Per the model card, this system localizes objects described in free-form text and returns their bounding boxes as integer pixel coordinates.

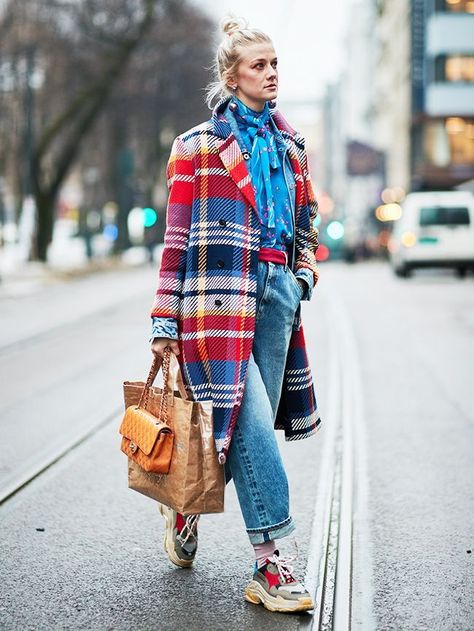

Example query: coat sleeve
[150,135,194,319]
[294,149,321,290]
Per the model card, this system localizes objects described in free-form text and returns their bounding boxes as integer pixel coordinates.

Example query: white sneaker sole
[158,503,194,568]
[244,580,315,613]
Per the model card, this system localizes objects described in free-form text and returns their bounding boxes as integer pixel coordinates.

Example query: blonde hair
[204,14,273,109]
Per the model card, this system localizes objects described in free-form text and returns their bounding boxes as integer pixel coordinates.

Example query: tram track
[0,405,122,505]
[0,264,156,357]
[0,319,137,506]
[0,274,153,506]
[0,298,138,359]
[301,288,375,630]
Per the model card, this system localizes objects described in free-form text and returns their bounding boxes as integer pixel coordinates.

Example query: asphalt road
[0,260,472,631]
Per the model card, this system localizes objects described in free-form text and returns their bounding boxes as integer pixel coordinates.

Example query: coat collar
[210,95,304,214]
[211,95,297,140]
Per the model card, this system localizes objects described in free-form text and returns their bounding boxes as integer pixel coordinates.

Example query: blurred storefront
[320,0,473,262]
[411,0,474,190]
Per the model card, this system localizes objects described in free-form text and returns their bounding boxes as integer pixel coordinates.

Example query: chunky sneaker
[244,550,315,613]
[158,503,199,568]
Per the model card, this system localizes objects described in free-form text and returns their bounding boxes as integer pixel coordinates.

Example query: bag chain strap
[137,346,172,424]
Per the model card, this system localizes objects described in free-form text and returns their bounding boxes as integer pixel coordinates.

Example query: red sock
[176,513,186,531]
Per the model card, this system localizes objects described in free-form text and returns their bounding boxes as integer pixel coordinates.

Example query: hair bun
[220,15,248,37]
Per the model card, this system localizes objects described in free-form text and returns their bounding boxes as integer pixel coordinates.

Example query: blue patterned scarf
[230,95,280,228]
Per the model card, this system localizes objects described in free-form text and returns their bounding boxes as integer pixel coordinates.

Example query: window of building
[442,0,474,12]
[435,55,474,81]
[446,56,474,81]
[424,118,474,165]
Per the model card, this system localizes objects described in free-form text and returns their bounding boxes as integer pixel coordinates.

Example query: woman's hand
[151,337,180,359]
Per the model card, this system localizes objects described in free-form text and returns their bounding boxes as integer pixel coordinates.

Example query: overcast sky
[193,0,352,103]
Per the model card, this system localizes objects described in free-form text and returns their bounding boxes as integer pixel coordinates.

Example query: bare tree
[35,0,157,260]
[0,0,215,261]
[89,3,214,252]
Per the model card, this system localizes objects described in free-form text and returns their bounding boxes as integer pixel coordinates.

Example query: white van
[389,191,474,278]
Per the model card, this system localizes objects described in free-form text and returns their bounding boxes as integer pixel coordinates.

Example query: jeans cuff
[246,516,296,544]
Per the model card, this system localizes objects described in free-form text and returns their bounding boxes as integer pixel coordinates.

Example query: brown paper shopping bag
[122,347,225,514]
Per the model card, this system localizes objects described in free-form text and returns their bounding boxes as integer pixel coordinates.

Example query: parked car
[389,191,474,278]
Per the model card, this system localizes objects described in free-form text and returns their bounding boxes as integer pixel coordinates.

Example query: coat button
[217,260,225,268]
[215,299,222,307]
[243,152,250,160]
[219,219,227,227]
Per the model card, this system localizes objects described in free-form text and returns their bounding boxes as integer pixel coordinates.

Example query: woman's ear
[224,71,237,91]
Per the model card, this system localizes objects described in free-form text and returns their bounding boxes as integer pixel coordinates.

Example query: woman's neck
[232,93,266,113]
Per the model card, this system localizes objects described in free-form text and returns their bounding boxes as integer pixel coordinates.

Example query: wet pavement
[0,261,472,630]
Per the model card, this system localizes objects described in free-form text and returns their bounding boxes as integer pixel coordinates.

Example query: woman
[149,15,322,613]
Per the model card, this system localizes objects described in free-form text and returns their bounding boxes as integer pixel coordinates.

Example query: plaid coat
[150,95,322,464]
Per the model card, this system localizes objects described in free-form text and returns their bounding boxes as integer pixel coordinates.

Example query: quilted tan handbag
[119,349,175,474]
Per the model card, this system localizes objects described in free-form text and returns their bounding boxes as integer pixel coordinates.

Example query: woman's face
[230,42,278,111]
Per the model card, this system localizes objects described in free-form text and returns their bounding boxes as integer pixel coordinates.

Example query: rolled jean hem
[246,516,296,545]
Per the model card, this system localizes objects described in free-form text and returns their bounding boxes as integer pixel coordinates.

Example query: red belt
[258,247,288,265]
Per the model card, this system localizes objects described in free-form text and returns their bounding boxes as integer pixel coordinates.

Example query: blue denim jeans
[224,259,304,544]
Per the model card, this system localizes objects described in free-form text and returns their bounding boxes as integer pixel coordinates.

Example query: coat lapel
[266,106,306,221]
[278,128,306,225]
[211,96,257,214]
[215,134,257,212]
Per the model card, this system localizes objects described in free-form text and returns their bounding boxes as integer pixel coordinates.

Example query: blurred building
[322,82,346,219]
[374,0,411,195]
[279,98,324,182]
[411,0,474,190]
[322,1,386,259]
[321,0,474,261]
